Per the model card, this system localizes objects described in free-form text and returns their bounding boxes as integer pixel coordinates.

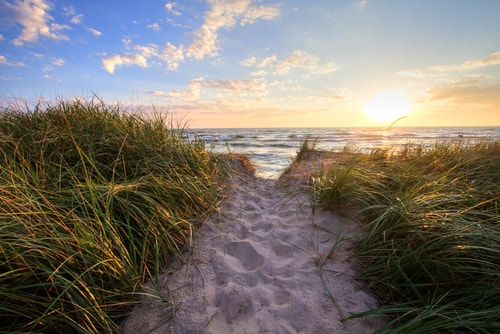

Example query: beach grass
[313,141,500,333]
[0,98,229,333]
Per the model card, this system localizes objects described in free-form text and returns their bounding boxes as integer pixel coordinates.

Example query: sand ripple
[121,165,385,333]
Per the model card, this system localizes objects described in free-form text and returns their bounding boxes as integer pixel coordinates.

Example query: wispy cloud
[167,76,268,106]
[42,57,65,72]
[185,0,280,60]
[275,50,338,74]
[70,14,83,24]
[197,77,267,95]
[240,55,278,68]
[51,57,65,66]
[86,27,102,36]
[427,82,500,105]
[146,90,166,96]
[240,3,281,25]
[168,77,203,102]
[240,56,257,67]
[0,75,22,81]
[0,55,25,66]
[320,88,353,100]
[102,54,148,74]
[165,2,181,16]
[103,1,280,74]
[2,0,70,46]
[162,42,185,70]
[396,69,427,78]
[119,40,185,71]
[430,50,500,72]
[251,69,267,76]
[466,73,491,79]
[358,0,368,9]
[63,5,83,24]
[241,50,338,75]
[146,22,161,31]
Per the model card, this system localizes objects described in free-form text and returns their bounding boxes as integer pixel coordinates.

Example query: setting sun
[364,91,411,123]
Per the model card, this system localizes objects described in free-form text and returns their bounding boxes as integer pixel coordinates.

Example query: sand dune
[121,160,384,333]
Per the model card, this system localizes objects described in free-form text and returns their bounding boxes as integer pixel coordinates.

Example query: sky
[0,0,499,128]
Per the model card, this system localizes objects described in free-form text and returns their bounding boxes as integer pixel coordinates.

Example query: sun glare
[364,91,411,122]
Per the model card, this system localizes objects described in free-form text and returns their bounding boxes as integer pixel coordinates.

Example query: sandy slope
[121,162,384,333]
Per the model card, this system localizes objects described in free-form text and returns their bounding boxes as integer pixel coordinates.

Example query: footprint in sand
[233,225,250,240]
[225,241,264,271]
[271,243,295,258]
[214,283,254,323]
[248,220,273,233]
[243,201,261,212]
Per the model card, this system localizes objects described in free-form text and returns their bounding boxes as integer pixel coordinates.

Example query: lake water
[190,127,500,179]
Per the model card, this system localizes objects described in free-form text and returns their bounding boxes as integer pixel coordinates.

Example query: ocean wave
[195,127,500,179]
[230,142,255,147]
[201,135,232,141]
[269,143,295,148]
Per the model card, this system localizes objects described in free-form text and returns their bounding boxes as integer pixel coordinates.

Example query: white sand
[121,159,384,333]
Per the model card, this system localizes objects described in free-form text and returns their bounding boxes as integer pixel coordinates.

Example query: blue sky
[1,0,499,127]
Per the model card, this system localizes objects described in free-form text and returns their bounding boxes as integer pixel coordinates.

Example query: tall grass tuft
[0,98,228,333]
[314,141,500,333]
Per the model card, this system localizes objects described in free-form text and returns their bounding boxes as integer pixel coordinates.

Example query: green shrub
[315,142,500,333]
[0,98,228,333]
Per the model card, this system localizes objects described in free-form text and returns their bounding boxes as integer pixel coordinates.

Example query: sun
[364,91,410,122]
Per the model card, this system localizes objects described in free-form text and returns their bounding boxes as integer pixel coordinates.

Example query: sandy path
[121,168,384,333]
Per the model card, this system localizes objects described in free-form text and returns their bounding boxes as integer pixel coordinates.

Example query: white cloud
[430,50,500,72]
[466,73,491,79]
[166,17,184,28]
[102,53,148,74]
[199,77,267,95]
[276,50,338,74]
[168,76,268,105]
[136,42,185,70]
[169,77,204,102]
[70,14,83,24]
[4,0,70,45]
[50,22,71,32]
[86,27,102,36]
[103,1,280,73]
[320,88,353,100]
[240,4,281,25]
[122,38,132,49]
[427,83,500,105]
[147,22,161,31]
[29,51,44,58]
[0,55,25,66]
[240,56,257,67]
[258,55,277,68]
[0,75,22,81]
[133,44,160,58]
[162,42,185,71]
[42,57,65,72]
[251,70,266,76]
[0,34,4,41]
[51,57,65,66]
[165,2,181,16]
[103,40,184,73]
[147,90,165,96]
[63,6,83,24]
[396,69,427,78]
[358,0,368,9]
[243,50,338,75]
[186,0,280,60]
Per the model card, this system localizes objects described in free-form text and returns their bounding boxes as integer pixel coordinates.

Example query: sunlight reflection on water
[192,127,500,179]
